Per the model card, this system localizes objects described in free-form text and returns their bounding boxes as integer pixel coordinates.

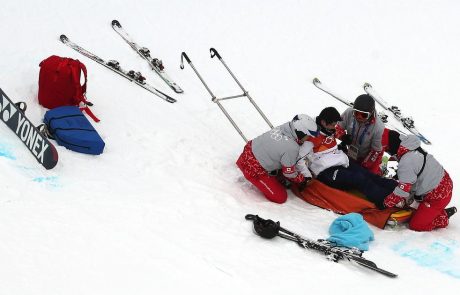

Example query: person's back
[252,121,301,173]
[396,135,443,196]
[236,114,319,204]
[384,134,456,231]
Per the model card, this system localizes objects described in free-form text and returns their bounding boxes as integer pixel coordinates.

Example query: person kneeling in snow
[383,133,457,231]
[236,114,319,204]
[297,107,397,209]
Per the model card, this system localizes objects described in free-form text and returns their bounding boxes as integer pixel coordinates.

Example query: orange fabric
[308,134,337,153]
[292,179,404,229]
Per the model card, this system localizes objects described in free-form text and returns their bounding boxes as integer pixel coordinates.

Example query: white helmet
[291,114,319,140]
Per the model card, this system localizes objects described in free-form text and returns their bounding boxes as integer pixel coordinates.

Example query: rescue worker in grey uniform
[384,133,457,231]
[336,94,385,175]
[236,114,319,203]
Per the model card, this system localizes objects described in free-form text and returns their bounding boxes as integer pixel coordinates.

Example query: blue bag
[44,106,105,155]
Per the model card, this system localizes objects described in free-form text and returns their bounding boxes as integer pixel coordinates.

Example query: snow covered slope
[1,0,459,293]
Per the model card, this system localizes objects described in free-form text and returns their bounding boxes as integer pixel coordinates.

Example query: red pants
[409,172,453,231]
[236,141,288,204]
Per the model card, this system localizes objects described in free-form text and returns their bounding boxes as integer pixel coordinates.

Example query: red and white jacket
[296,134,349,177]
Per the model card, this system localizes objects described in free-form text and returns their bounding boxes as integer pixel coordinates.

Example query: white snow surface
[1,0,460,293]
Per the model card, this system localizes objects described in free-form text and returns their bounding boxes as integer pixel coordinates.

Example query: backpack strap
[413,147,428,201]
[416,147,427,177]
[70,60,86,104]
[79,106,100,123]
[78,60,88,95]
[71,60,100,122]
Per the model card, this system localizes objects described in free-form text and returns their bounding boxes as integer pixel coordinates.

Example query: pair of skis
[246,214,397,278]
[61,20,182,104]
[313,78,431,145]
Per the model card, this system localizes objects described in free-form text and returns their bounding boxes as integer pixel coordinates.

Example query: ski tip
[111,19,121,27]
[59,34,68,42]
[245,214,257,221]
[45,147,59,170]
[421,138,432,145]
[155,89,177,103]
[172,86,184,94]
[15,101,27,113]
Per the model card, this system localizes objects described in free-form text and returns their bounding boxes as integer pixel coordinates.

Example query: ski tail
[348,256,398,278]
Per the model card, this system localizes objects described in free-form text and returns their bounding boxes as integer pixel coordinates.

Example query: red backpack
[38,55,99,122]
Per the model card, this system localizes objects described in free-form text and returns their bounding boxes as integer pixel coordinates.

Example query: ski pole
[210,48,273,129]
[180,52,216,100]
[180,51,249,142]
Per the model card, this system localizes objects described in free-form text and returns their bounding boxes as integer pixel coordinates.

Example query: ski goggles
[353,109,372,120]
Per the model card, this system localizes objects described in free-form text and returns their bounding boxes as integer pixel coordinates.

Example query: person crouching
[236,114,319,203]
[383,133,457,231]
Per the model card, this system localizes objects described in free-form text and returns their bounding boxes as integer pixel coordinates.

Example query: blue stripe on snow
[0,143,16,160]
[392,239,460,279]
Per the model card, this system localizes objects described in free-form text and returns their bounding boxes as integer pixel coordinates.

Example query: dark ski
[245,214,397,278]
[60,34,176,103]
[111,20,183,93]
[0,88,58,169]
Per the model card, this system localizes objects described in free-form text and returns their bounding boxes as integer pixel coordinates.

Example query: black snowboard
[0,88,58,169]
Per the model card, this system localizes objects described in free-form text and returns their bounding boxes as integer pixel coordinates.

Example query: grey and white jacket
[251,121,303,180]
[338,108,385,159]
[393,134,444,200]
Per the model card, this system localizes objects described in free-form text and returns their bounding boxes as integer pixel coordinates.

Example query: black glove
[298,177,312,192]
[340,134,352,145]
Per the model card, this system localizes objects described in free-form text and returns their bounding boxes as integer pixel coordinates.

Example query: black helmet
[353,94,375,113]
[317,107,342,124]
[387,129,401,156]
